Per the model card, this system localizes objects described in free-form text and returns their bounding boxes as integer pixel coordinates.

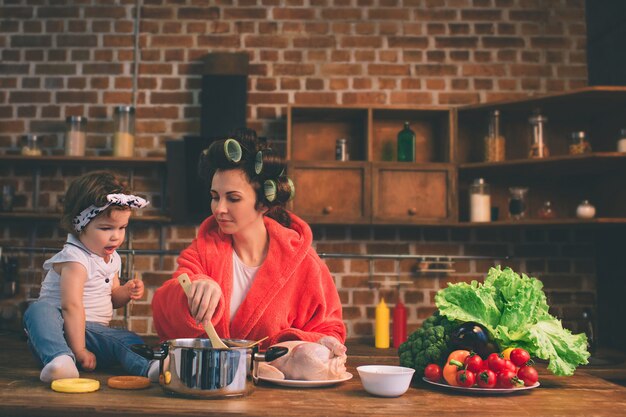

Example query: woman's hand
[75,349,97,371]
[185,278,223,327]
[317,336,347,357]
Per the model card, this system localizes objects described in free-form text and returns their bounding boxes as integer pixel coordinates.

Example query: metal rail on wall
[1,246,508,289]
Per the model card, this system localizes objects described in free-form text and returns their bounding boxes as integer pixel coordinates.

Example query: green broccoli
[398,311,457,378]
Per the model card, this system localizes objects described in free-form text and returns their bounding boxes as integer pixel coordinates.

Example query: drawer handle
[323,206,333,214]
[408,207,417,215]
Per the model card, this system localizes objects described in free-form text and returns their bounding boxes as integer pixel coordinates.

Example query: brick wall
[0,0,593,342]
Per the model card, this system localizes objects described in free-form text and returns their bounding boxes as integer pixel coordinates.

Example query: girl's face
[80,208,131,262]
[210,169,265,235]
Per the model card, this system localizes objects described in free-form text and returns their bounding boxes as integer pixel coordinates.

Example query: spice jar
[469,178,491,222]
[576,200,596,219]
[528,112,549,159]
[65,116,87,156]
[569,131,591,155]
[335,138,349,161]
[538,200,556,219]
[113,106,135,157]
[484,110,505,162]
[21,134,42,156]
[618,128,626,153]
[508,187,528,220]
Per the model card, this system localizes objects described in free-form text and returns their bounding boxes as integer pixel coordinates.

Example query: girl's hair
[198,128,292,228]
[60,171,131,236]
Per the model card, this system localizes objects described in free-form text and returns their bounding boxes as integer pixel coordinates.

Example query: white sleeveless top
[38,234,120,325]
[230,251,259,320]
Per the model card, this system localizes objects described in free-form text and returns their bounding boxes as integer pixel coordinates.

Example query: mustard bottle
[375,298,390,348]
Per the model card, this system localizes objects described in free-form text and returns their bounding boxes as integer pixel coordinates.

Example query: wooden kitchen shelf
[459,152,626,178]
[0,155,166,167]
[0,211,171,223]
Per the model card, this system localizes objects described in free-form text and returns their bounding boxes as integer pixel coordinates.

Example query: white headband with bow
[73,193,149,232]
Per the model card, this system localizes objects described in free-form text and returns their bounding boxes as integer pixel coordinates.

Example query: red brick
[83,63,124,75]
[340,36,383,48]
[427,24,446,35]
[414,9,457,21]
[510,64,553,77]
[368,64,410,76]
[197,35,240,48]
[461,9,502,20]
[280,78,301,89]
[223,8,267,19]
[103,35,134,48]
[414,64,457,76]
[11,35,51,48]
[435,36,479,48]
[368,8,406,20]
[293,36,335,48]
[388,36,429,49]
[151,92,194,104]
[274,63,315,76]
[9,91,51,103]
[462,64,506,77]
[389,92,433,105]
[177,7,220,20]
[483,37,525,48]
[321,8,362,20]
[273,8,315,19]
[293,92,336,105]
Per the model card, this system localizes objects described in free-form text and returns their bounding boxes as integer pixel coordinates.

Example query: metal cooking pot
[132,338,288,398]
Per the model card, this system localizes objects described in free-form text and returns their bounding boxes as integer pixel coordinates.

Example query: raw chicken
[258,338,348,381]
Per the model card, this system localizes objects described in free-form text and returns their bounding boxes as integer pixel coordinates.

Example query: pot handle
[252,346,289,385]
[131,343,169,361]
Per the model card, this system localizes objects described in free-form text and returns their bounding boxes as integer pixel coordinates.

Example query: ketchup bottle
[393,300,407,348]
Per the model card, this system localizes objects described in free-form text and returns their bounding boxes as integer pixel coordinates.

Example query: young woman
[152,129,346,355]
[23,171,159,383]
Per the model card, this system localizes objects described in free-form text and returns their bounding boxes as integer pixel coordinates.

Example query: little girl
[23,171,159,383]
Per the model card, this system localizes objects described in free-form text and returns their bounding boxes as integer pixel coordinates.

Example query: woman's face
[210,169,265,235]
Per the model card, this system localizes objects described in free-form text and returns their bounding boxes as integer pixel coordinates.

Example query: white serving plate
[258,372,353,388]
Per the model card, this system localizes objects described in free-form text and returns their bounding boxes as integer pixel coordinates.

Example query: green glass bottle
[397,121,415,162]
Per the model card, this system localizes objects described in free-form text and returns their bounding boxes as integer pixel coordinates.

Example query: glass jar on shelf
[65,116,87,156]
[484,110,505,162]
[113,106,135,157]
[508,187,529,220]
[618,128,626,153]
[569,131,591,155]
[21,134,42,156]
[528,111,549,159]
[469,178,491,223]
[576,200,596,219]
[537,200,556,219]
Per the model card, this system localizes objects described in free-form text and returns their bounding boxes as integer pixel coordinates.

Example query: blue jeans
[23,301,150,377]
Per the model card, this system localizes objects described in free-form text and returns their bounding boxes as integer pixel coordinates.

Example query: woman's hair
[198,127,293,228]
[60,171,131,236]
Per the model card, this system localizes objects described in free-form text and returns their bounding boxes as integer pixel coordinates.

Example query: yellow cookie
[51,378,100,393]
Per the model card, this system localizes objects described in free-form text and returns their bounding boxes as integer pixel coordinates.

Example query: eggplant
[450,322,500,359]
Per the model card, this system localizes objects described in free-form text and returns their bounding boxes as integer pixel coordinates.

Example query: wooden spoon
[226,336,269,348]
[177,274,229,349]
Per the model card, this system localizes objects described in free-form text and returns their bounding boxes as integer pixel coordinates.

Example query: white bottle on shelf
[470,178,491,222]
[576,200,596,219]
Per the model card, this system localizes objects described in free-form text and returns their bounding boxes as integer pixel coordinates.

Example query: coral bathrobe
[152,213,346,346]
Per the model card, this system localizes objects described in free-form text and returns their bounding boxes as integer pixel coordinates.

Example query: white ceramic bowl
[356,365,415,397]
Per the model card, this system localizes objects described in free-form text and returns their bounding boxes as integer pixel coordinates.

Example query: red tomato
[502,359,517,373]
[497,369,523,388]
[464,353,484,373]
[424,364,442,382]
[517,365,539,386]
[456,370,476,387]
[510,348,531,367]
[487,353,505,373]
[477,369,497,388]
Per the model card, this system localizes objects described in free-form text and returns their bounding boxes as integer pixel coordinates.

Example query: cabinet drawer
[288,162,371,224]
[372,163,455,224]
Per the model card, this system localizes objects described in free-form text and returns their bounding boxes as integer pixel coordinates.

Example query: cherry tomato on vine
[456,370,476,387]
[517,365,539,386]
[477,369,497,388]
[510,348,531,367]
[487,353,506,373]
[464,353,484,373]
[424,364,442,382]
[497,369,523,388]
[502,359,517,373]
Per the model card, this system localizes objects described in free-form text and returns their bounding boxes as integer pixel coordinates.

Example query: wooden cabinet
[372,163,456,224]
[287,105,455,225]
[456,87,626,225]
[288,161,371,224]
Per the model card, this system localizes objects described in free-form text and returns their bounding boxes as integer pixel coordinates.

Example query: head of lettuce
[435,266,590,376]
